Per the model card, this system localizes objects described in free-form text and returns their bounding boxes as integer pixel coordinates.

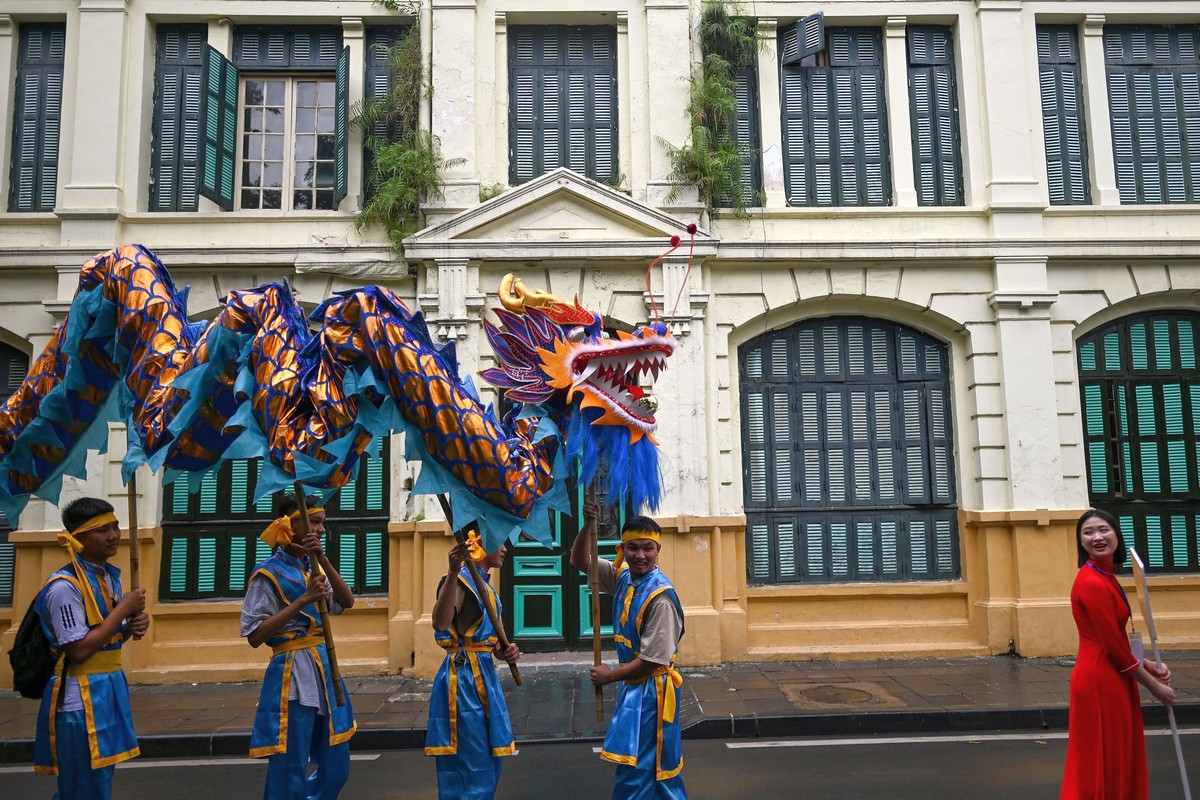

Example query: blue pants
[52,710,115,800]
[263,701,350,800]
[433,696,504,800]
[611,696,687,800]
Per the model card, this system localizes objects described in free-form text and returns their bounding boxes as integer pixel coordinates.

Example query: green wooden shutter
[151,25,207,212]
[0,527,13,606]
[1105,25,1200,204]
[363,27,406,196]
[718,65,762,208]
[9,23,65,213]
[0,342,28,400]
[781,13,825,66]
[334,45,349,206]
[1037,24,1090,205]
[907,26,963,206]
[233,26,342,71]
[509,26,616,184]
[781,26,891,207]
[199,45,238,210]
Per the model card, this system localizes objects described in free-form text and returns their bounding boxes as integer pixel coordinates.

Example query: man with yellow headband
[240,494,356,800]
[33,496,149,799]
[571,500,687,800]
[425,532,520,799]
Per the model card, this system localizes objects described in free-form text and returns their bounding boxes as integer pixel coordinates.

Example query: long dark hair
[1076,507,1126,568]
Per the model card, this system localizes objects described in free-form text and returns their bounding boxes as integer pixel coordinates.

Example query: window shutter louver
[363,27,406,196]
[334,45,349,206]
[233,26,342,71]
[907,26,964,206]
[1037,25,1091,205]
[509,26,616,184]
[1105,25,1200,204]
[9,24,65,213]
[781,26,891,207]
[152,25,207,212]
[782,13,825,66]
[716,65,762,208]
[199,45,238,210]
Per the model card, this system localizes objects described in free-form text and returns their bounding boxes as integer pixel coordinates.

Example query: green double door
[499,483,626,652]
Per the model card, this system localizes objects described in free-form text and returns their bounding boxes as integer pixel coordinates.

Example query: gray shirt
[595,559,683,667]
[240,570,343,715]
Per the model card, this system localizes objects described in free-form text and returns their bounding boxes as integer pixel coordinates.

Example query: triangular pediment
[404,169,715,261]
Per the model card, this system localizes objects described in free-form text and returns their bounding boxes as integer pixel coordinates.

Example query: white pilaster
[1081,15,1120,206]
[342,18,365,213]
[428,0,479,209]
[417,258,485,341]
[0,16,15,209]
[644,0,692,207]
[884,17,918,207]
[756,18,785,208]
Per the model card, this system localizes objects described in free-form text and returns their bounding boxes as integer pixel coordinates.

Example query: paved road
[4,729,1198,799]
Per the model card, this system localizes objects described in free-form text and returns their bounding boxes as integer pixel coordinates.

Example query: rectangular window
[159,444,390,599]
[1037,25,1090,205]
[1105,25,1200,204]
[780,24,891,206]
[907,26,963,206]
[151,25,206,212]
[718,64,763,208]
[508,25,618,185]
[9,23,65,212]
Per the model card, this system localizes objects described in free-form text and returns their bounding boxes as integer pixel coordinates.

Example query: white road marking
[725,728,1200,749]
[0,754,380,774]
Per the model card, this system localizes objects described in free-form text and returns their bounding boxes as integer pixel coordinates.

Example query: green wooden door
[499,480,625,652]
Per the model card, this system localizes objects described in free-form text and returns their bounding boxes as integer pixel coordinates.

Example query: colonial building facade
[1,0,1199,685]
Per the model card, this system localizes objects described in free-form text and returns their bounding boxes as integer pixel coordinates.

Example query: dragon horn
[498,273,527,313]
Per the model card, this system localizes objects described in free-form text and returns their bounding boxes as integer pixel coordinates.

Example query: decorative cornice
[987,290,1059,310]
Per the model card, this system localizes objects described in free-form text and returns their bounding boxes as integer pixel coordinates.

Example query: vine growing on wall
[659,0,760,219]
[353,25,464,252]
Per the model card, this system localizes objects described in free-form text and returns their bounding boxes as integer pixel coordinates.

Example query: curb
[3,704,1196,765]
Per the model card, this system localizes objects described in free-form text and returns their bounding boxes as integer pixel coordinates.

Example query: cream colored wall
[1,0,1200,685]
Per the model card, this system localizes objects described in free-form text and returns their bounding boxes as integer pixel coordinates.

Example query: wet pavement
[3,650,1198,762]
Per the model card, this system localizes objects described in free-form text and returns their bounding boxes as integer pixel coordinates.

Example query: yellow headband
[613,528,661,570]
[259,507,325,548]
[57,512,119,553]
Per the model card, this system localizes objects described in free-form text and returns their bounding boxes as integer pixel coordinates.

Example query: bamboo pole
[126,470,140,589]
[292,482,346,707]
[436,494,523,685]
[588,487,604,721]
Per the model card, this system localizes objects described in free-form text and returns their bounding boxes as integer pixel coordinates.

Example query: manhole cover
[799,685,874,704]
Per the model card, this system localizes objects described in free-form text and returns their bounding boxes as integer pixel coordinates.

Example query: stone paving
[3,651,1199,762]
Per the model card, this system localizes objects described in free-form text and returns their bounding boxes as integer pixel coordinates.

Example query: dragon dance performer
[425,535,520,799]
[572,500,687,800]
[240,495,356,800]
[33,497,149,799]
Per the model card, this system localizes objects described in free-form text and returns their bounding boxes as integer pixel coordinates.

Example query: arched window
[0,340,28,606]
[740,316,959,584]
[1078,311,1200,573]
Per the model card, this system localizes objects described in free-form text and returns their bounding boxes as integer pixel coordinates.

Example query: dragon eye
[566,326,587,342]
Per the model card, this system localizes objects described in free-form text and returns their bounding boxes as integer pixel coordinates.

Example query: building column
[884,17,918,207]
[974,0,1044,232]
[490,12,507,188]
[57,0,131,245]
[1080,15,1120,206]
[644,0,693,209]
[755,18,785,208]
[417,257,485,343]
[428,0,479,213]
[0,16,15,207]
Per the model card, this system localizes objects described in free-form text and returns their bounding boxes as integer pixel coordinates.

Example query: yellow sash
[59,649,123,676]
[625,663,684,722]
[271,634,324,657]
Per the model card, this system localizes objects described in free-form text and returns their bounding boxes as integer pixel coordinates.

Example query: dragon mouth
[571,342,673,429]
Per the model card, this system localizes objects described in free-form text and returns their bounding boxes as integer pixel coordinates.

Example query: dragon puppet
[0,244,675,551]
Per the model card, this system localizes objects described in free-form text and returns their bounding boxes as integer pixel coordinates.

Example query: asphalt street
[4,729,1199,799]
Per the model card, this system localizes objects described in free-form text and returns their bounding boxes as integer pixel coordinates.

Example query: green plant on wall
[353,26,464,252]
[659,0,760,219]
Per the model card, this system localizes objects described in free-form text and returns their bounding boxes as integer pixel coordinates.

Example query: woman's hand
[1144,659,1172,686]
[1150,679,1176,708]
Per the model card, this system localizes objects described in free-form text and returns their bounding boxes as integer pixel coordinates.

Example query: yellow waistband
[60,649,123,676]
[438,641,496,653]
[271,634,324,657]
[623,663,683,723]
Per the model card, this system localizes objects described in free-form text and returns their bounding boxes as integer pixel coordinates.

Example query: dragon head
[481,274,676,445]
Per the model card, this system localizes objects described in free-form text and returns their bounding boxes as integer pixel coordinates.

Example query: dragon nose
[636,394,659,414]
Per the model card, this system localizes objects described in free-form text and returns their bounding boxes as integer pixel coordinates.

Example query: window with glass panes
[740,317,958,584]
[239,77,337,210]
[1104,25,1200,205]
[1078,312,1200,574]
[0,341,27,605]
[779,18,892,206]
[159,442,390,600]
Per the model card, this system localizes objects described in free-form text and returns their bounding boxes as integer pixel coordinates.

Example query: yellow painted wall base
[6,512,1200,688]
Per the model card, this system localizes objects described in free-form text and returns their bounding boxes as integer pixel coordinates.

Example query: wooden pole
[292,482,346,707]
[588,487,604,721]
[436,494,522,686]
[126,470,140,589]
[1131,549,1192,800]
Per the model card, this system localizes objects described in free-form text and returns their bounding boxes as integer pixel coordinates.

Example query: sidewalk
[3,651,1198,763]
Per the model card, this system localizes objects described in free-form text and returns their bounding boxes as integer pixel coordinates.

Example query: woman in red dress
[1060,508,1175,799]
